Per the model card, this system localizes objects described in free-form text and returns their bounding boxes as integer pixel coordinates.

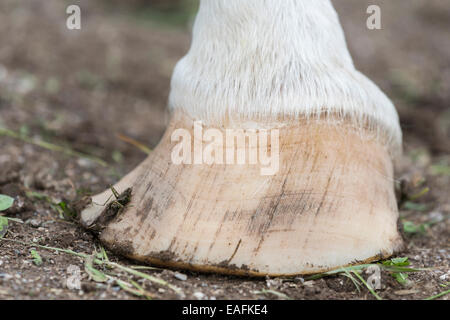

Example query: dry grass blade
[114,278,153,300]
[306,264,375,280]
[107,261,181,294]
[4,217,24,224]
[116,133,152,155]
[129,265,160,270]
[424,289,450,300]
[342,269,361,292]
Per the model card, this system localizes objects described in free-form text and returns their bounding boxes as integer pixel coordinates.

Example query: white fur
[168,0,402,152]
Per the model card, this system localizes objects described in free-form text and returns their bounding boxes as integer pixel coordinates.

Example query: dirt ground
[0,0,448,300]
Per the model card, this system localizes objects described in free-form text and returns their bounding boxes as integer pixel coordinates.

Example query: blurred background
[0,0,448,301]
[0,0,449,193]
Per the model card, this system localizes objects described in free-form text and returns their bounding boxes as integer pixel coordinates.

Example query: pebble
[174,272,187,281]
[0,273,13,281]
[294,276,305,284]
[77,158,94,168]
[428,211,444,222]
[193,292,205,300]
[26,219,41,228]
[266,278,282,288]
[303,280,315,288]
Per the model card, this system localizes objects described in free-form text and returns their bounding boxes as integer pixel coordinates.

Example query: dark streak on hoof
[82,187,133,232]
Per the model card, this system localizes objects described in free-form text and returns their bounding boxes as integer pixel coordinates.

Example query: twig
[116,133,152,155]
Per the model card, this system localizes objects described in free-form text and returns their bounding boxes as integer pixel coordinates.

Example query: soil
[0,0,448,300]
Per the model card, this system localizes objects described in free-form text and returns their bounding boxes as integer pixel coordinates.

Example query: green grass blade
[424,289,450,300]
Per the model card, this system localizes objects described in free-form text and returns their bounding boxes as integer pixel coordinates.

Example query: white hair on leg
[168,0,402,153]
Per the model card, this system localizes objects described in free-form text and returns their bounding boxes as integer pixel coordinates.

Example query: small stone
[429,211,444,223]
[193,292,205,300]
[174,272,187,281]
[303,280,314,288]
[394,289,419,296]
[266,278,282,288]
[0,273,13,281]
[26,219,41,228]
[294,276,305,284]
[77,158,94,168]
